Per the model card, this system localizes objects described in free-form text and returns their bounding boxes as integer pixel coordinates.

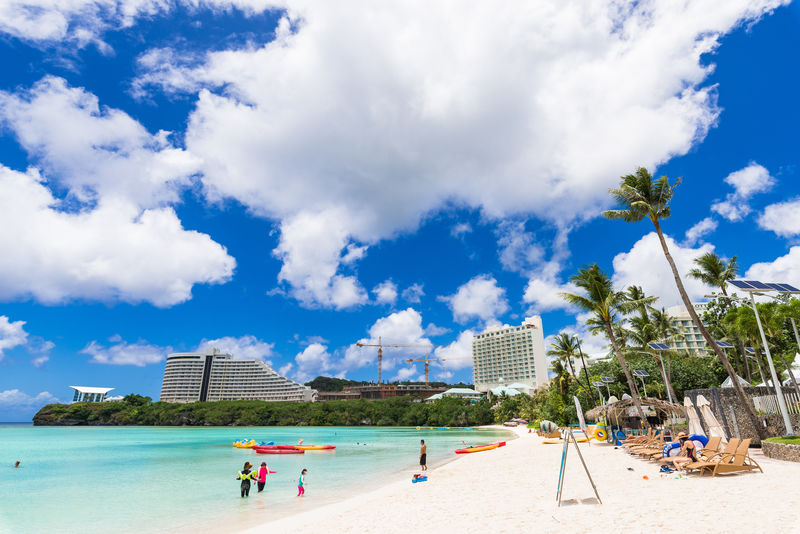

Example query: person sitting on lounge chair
[671,432,697,472]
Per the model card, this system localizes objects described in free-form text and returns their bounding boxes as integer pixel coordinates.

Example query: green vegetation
[304,376,367,392]
[764,436,800,445]
[33,395,493,427]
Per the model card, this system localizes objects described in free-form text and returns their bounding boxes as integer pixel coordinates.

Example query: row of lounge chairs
[622,430,762,477]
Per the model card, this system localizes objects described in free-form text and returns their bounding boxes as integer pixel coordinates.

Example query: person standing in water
[236,462,256,497]
[297,469,307,496]
[419,440,427,471]
[257,462,269,492]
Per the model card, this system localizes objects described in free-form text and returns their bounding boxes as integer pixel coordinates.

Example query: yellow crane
[405,354,473,386]
[355,337,433,383]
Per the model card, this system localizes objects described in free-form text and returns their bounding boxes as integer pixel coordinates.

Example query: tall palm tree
[624,285,657,321]
[604,167,766,439]
[549,359,572,396]
[649,307,681,402]
[561,264,650,427]
[548,333,597,405]
[687,252,738,296]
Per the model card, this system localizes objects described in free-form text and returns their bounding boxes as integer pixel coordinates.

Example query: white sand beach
[241,427,800,534]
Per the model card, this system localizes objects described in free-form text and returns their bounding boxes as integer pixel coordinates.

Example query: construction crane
[355,337,433,383]
[405,354,473,386]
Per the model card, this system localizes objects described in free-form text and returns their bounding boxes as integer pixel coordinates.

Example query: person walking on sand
[419,440,427,471]
[257,461,269,493]
[236,462,256,497]
[297,469,307,497]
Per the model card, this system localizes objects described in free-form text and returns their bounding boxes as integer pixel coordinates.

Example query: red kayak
[254,447,304,454]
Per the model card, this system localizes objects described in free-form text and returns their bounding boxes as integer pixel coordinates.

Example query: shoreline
[239,426,800,533]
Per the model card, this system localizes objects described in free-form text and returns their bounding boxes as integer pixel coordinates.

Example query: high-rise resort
[471,316,549,393]
[160,349,316,402]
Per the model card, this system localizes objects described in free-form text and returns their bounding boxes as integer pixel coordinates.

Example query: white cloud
[433,330,475,371]
[293,342,336,382]
[372,280,398,305]
[684,217,718,246]
[391,366,417,382]
[523,274,578,313]
[0,316,29,359]
[0,389,58,407]
[611,232,714,307]
[450,222,472,238]
[32,355,50,367]
[82,336,168,366]
[0,78,235,307]
[711,162,775,222]
[745,247,800,288]
[133,0,785,308]
[196,335,274,361]
[424,323,451,337]
[442,275,509,324]
[496,220,545,274]
[401,283,425,304]
[758,198,800,238]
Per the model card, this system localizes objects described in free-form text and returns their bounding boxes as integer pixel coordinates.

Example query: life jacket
[238,470,255,481]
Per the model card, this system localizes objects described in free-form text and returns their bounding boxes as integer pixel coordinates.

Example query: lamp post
[573,335,598,407]
[634,348,674,404]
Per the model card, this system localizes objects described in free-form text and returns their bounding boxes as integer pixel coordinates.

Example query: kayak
[254,448,305,454]
[233,440,256,448]
[292,445,336,450]
[454,441,506,454]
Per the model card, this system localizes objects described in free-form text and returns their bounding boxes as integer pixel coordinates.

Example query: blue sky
[1,1,799,421]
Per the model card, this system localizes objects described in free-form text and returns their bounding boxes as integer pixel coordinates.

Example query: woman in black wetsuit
[237,461,256,497]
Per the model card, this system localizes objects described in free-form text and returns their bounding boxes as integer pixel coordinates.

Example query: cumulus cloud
[496,220,545,274]
[0,389,58,407]
[745,247,800,287]
[758,198,800,238]
[450,222,472,238]
[425,323,451,337]
[433,330,475,370]
[442,275,509,324]
[129,0,785,308]
[401,283,425,304]
[0,78,235,306]
[523,267,578,313]
[196,335,274,361]
[391,366,417,382]
[0,316,29,359]
[82,335,169,366]
[611,232,714,307]
[293,343,336,382]
[711,162,775,221]
[372,280,398,305]
[684,217,718,246]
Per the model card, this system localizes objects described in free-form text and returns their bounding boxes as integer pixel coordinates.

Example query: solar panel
[647,342,670,351]
[730,280,755,290]
[591,381,605,388]
[600,376,615,383]
[776,283,800,293]
[715,341,734,349]
[746,281,772,290]
[633,370,649,377]
[765,283,785,291]
[745,347,756,355]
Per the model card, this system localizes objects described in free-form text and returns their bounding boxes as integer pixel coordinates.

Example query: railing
[753,391,800,415]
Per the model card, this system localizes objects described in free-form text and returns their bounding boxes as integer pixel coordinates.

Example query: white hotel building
[160,350,316,403]
[664,302,710,356]
[471,316,549,393]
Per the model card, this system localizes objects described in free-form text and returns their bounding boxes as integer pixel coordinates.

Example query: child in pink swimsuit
[297,469,307,496]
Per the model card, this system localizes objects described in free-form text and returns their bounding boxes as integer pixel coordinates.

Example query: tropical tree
[548,333,597,406]
[687,252,738,296]
[549,359,572,396]
[604,167,766,439]
[561,264,650,427]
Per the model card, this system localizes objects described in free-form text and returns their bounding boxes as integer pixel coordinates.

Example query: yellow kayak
[455,441,506,454]
[292,444,336,450]
[542,436,590,444]
[233,440,257,448]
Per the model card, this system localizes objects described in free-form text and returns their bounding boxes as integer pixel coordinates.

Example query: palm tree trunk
[652,220,767,439]
[605,323,650,428]
[663,354,678,404]
[779,352,800,399]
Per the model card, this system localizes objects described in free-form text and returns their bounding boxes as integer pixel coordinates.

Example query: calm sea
[0,424,510,533]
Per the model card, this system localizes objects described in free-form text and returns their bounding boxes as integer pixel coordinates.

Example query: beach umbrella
[540,420,558,433]
[696,395,728,443]
[684,397,704,437]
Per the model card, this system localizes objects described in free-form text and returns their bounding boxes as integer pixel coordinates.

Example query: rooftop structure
[471,316,549,392]
[160,350,315,403]
[440,387,483,402]
[664,302,710,355]
[341,384,447,400]
[70,386,114,403]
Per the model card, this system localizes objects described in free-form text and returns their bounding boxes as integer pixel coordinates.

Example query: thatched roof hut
[585,397,686,422]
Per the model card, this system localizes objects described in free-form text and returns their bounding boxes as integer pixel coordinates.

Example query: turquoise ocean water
[0,425,510,533]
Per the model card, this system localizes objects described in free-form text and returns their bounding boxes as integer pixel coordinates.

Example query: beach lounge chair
[701,439,762,477]
[621,429,653,447]
[684,438,739,472]
[650,436,722,462]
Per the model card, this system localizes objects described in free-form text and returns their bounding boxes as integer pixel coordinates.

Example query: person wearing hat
[236,462,257,497]
[670,432,698,472]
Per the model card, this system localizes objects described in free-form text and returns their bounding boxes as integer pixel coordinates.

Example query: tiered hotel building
[471,316,549,393]
[664,302,710,355]
[160,349,316,403]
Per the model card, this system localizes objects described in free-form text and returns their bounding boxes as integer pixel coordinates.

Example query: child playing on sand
[297,469,307,496]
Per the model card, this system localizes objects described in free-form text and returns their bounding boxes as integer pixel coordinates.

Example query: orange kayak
[454,441,506,454]
[292,444,336,450]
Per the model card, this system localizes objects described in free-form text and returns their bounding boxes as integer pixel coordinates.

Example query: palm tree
[604,167,766,439]
[548,333,597,405]
[626,310,679,404]
[687,252,738,296]
[624,285,657,321]
[561,264,650,427]
[549,359,572,396]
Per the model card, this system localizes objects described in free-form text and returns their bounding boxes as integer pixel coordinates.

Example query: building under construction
[317,384,447,401]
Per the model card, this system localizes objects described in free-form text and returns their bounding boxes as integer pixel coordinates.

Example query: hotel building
[664,302,710,355]
[160,349,316,402]
[471,316,549,393]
